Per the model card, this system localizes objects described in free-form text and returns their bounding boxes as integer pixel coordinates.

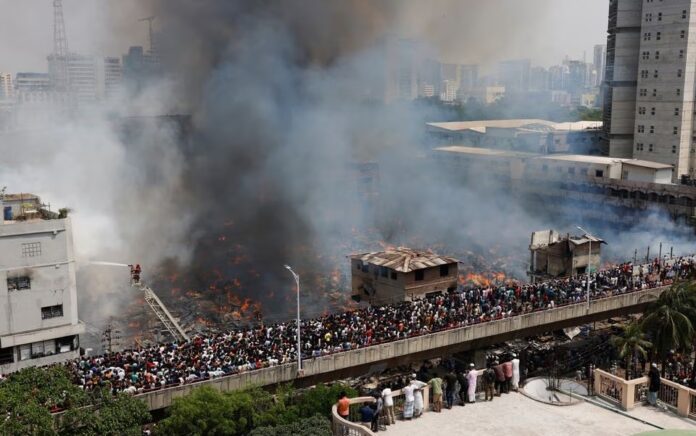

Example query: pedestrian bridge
[136,286,668,411]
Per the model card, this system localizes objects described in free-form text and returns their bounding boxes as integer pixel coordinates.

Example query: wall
[135,286,667,411]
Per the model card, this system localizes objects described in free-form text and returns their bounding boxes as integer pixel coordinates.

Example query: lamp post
[576,226,594,312]
[284,265,302,374]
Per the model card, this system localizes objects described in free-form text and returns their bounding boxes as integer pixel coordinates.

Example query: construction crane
[52,0,70,92]
[138,16,156,54]
[89,261,190,343]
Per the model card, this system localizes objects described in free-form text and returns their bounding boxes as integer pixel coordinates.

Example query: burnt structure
[529,230,605,283]
[350,247,458,304]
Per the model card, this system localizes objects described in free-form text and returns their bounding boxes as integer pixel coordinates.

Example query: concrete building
[0,73,13,101]
[427,119,604,154]
[350,247,458,304]
[603,0,696,182]
[48,54,122,102]
[0,194,83,374]
[14,73,52,103]
[529,230,604,282]
[497,59,531,93]
[594,44,607,86]
[99,57,122,98]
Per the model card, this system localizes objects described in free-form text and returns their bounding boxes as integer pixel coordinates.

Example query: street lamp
[284,265,302,375]
[576,226,594,312]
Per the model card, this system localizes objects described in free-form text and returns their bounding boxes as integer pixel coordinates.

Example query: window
[656,32,661,41]
[681,30,686,39]
[637,125,645,133]
[678,69,683,78]
[41,304,63,320]
[649,144,654,152]
[672,145,677,154]
[680,50,685,59]
[651,107,656,116]
[674,126,679,135]
[653,89,658,97]
[414,270,424,281]
[7,276,30,291]
[683,10,688,19]
[655,51,660,60]
[640,89,647,97]
[645,12,652,22]
[677,88,682,96]
[636,143,644,151]
[658,12,663,20]
[654,70,659,78]
[439,264,450,277]
[595,170,604,178]
[638,107,646,115]
[390,271,397,280]
[644,32,651,41]
[650,125,655,134]
[675,107,681,116]
[642,51,649,60]
[379,266,388,278]
[640,70,648,79]
[21,242,41,257]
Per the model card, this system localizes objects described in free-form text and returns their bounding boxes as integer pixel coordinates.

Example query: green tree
[641,281,696,374]
[611,321,652,380]
[249,415,331,436]
[296,383,356,419]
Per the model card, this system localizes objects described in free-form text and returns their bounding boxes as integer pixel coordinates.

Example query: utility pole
[101,320,121,354]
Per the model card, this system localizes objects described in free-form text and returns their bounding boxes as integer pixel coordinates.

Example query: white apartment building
[603,0,696,182]
[48,54,122,102]
[0,73,13,100]
[0,196,83,374]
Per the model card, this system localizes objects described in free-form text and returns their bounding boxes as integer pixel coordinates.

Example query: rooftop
[427,119,602,134]
[2,193,40,202]
[350,247,458,273]
[435,145,538,159]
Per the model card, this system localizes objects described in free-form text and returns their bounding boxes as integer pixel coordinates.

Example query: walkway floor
[380,393,696,436]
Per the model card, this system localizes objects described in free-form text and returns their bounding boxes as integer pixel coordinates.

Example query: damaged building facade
[528,229,605,283]
[0,193,83,373]
[350,247,459,304]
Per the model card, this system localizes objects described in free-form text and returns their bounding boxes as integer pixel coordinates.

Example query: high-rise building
[0,194,84,373]
[98,57,122,98]
[14,73,53,104]
[593,44,607,85]
[603,0,696,181]
[497,59,531,92]
[0,73,13,100]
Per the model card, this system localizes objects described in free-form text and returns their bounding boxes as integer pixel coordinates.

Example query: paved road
[380,392,696,436]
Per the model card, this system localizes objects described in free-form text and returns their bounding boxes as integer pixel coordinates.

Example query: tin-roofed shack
[350,247,459,304]
[528,230,605,283]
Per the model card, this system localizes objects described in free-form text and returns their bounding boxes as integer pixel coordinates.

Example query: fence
[594,369,696,420]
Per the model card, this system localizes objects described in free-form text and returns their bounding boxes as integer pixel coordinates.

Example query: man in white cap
[511,353,521,391]
[466,363,479,403]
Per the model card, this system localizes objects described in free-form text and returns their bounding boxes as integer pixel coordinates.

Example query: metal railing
[599,376,623,406]
[332,397,376,436]
[659,381,680,411]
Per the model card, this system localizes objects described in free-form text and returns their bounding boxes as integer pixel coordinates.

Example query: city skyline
[0,0,607,74]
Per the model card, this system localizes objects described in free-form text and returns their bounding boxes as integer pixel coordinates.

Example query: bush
[249,415,331,436]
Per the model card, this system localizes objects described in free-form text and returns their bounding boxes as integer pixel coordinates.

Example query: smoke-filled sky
[0,0,608,73]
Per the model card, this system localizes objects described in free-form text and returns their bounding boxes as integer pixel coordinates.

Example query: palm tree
[611,321,652,380]
[641,281,696,376]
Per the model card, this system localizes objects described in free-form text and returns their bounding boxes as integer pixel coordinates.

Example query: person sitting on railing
[359,403,374,429]
[337,391,350,421]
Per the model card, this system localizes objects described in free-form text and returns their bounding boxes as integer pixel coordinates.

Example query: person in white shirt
[511,354,521,391]
[402,382,415,420]
[381,385,395,425]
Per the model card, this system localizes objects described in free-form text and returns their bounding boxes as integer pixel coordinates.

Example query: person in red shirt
[337,391,351,421]
[502,359,514,393]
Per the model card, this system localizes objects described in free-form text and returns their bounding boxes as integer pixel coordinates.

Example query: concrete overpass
[136,286,667,411]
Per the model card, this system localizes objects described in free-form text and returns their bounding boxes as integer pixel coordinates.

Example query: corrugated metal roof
[350,247,458,273]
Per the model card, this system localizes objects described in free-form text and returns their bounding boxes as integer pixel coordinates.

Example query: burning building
[350,247,458,304]
[528,229,605,283]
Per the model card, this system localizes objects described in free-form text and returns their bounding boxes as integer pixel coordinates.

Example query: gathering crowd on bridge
[65,256,696,395]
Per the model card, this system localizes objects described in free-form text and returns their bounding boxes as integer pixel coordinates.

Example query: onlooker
[429,375,444,412]
[359,403,374,428]
[502,359,513,394]
[381,385,395,425]
[493,360,506,395]
[466,364,479,403]
[411,376,428,417]
[648,363,660,406]
[457,370,469,406]
[371,393,383,432]
[402,380,415,420]
[337,391,350,421]
[511,354,520,391]
[444,371,458,409]
[484,365,496,401]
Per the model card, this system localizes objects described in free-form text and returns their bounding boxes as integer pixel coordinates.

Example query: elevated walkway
[135,286,668,411]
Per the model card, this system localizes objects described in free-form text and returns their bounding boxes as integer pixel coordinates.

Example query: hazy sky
[0,0,608,74]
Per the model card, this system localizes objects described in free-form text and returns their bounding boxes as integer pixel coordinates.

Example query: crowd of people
[348,355,522,431]
[65,256,696,394]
